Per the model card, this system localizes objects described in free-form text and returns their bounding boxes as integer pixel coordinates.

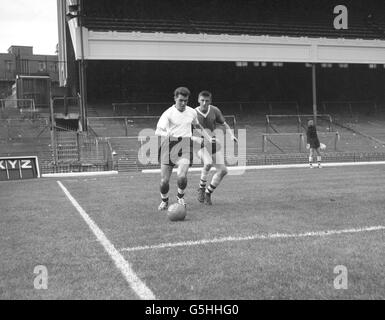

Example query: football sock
[309,156,313,164]
[200,169,209,189]
[209,171,225,189]
[206,184,216,194]
[160,193,168,202]
[317,156,321,164]
[177,188,185,199]
[199,179,207,189]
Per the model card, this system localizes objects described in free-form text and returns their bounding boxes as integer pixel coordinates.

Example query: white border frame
[0,156,41,178]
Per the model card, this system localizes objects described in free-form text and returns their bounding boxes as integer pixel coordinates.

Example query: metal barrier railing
[52,126,113,168]
[111,100,300,116]
[266,114,334,133]
[0,98,36,120]
[52,96,80,115]
[88,115,237,138]
[321,101,377,117]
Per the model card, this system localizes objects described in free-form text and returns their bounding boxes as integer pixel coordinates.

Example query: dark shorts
[158,137,193,167]
[309,139,320,149]
[201,142,218,155]
[200,136,221,155]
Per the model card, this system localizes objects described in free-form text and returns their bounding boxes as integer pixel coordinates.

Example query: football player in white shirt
[155,87,213,211]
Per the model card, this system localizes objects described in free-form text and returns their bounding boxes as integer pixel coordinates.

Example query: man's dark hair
[198,90,212,99]
[174,87,190,97]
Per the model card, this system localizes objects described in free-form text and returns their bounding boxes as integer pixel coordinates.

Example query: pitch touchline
[120,225,385,252]
[57,181,156,300]
[142,161,385,173]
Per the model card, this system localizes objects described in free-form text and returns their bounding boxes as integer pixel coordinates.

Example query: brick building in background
[0,45,59,99]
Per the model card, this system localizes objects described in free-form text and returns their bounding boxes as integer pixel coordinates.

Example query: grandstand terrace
[4,0,383,174]
[83,0,385,40]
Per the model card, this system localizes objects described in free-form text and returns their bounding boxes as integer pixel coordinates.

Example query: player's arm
[155,112,169,137]
[222,121,238,143]
[216,107,237,142]
[192,122,215,143]
[155,126,168,137]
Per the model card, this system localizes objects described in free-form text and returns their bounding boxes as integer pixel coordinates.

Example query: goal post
[262,131,340,153]
[266,114,334,133]
[321,100,376,116]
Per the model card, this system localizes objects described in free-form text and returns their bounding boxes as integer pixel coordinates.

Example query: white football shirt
[155,105,198,138]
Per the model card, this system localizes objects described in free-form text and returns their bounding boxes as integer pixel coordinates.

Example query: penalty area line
[57,181,156,300]
[120,225,385,252]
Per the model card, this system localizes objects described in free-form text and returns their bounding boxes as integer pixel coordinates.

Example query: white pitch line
[120,225,385,252]
[142,161,385,173]
[57,181,155,300]
[43,171,118,178]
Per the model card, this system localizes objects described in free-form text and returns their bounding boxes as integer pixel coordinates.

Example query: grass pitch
[1,164,385,299]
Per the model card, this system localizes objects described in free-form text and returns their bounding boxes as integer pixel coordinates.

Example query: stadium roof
[60,0,385,64]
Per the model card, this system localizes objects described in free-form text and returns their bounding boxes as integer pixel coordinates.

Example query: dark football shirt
[306,125,320,148]
[195,105,226,133]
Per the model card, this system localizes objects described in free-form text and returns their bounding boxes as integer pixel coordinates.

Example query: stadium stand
[84,100,385,172]
[5,1,385,174]
[83,0,385,40]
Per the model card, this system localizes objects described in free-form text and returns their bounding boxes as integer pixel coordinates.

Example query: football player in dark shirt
[195,91,238,205]
[306,119,322,168]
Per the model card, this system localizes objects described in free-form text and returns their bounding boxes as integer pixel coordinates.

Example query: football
[167,203,187,221]
[320,143,326,150]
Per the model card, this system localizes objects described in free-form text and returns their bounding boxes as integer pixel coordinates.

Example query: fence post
[49,98,58,165]
[77,132,81,162]
[334,132,338,151]
[7,119,10,141]
[64,96,68,115]
[262,135,266,152]
[299,133,303,152]
[95,137,99,160]
[125,118,128,136]
[297,115,301,133]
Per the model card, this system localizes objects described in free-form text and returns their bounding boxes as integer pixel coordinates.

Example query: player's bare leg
[176,158,190,207]
[315,148,322,168]
[309,149,314,168]
[158,165,173,210]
